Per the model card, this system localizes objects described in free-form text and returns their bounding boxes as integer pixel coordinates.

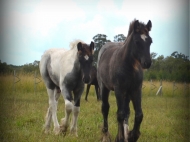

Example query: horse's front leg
[85,84,91,101]
[128,89,143,142]
[70,83,84,137]
[60,85,73,135]
[123,94,130,142]
[115,89,126,142]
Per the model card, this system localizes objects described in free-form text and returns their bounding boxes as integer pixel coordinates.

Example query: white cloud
[72,14,105,40]
[114,25,129,36]
[5,0,86,37]
[117,0,186,22]
[2,0,188,65]
[97,0,118,13]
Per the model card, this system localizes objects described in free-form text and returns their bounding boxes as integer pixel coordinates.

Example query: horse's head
[77,41,94,83]
[132,20,152,69]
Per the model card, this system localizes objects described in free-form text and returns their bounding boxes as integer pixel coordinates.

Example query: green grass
[0,74,189,142]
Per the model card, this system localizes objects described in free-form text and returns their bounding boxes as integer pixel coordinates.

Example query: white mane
[69,39,84,50]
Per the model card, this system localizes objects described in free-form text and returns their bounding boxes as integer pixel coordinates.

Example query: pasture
[0,74,189,142]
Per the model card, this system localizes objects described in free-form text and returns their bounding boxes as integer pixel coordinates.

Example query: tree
[114,34,126,42]
[171,51,189,61]
[93,34,111,66]
[144,51,190,82]
[33,60,40,66]
[150,52,157,59]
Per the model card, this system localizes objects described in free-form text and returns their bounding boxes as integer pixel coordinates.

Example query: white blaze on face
[84,55,89,60]
[141,34,147,41]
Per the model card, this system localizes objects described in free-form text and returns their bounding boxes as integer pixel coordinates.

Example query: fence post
[150,79,156,95]
[160,79,162,96]
[12,70,20,92]
[34,71,42,94]
[156,79,163,96]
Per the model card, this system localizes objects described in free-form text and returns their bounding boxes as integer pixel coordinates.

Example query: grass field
[0,74,189,142]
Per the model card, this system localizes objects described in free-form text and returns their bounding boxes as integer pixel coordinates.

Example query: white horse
[39,40,94,136]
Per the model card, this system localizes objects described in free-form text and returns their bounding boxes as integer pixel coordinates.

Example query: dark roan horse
[40,40,94,136]
[97,19,152,142]
[85,66,101,101]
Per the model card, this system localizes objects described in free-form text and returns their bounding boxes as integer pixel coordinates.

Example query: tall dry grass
[0,74,189,142]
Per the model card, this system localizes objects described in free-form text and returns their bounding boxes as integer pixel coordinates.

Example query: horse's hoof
[43,125,51,134]
[70,127,78,137]
[44,129,50,134]
[60,118,69,134]
[128,130,140,142]
[101,132,111,142]
[54,126,61,135]
[53,127,60,135]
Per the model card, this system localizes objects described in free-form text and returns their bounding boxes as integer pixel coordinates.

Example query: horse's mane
[69,39,85,49]
[122,19,146,59]
[126,19,146,38]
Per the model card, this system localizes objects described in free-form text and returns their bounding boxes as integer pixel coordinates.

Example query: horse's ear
[90,41,94,50]
[77,42,83,51]
[134,20,140,33]
[146,20,152,31]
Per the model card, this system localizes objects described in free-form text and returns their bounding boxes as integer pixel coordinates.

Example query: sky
[0,0,189,66]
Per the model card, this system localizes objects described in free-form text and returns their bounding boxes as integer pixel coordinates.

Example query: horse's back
[97,42,123,66]
[40,48,67,74]
[97,42,123,90]
[40,48,71,87]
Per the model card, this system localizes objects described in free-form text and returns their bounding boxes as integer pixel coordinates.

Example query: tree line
[0,33,189,82]
[144,52,190,82]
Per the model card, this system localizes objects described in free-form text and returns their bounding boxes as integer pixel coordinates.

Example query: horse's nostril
[144,61,151,68]
[144,62,147,67]
[83,76,90,83]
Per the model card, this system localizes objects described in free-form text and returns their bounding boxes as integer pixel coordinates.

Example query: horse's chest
[63,72,82,89]
[113,69,143,89]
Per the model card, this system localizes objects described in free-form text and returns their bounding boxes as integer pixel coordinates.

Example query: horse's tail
[39,51,51,80]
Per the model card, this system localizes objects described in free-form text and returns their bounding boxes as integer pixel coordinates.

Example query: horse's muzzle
[143,61,151,69]
[82,76,91,84]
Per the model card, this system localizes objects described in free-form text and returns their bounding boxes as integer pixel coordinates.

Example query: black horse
[85,66,100,101]
[97,19,152,142]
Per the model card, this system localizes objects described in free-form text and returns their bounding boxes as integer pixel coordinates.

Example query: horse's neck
[62,47,82,75]
[119,36,134,63]
[73,58,82,74]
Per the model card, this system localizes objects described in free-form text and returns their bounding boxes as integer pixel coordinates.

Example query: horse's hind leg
[45,88,60,135]
[85,84,91,101]
[128,90,143,142]
[95,84,101,101]
[101,85,111,142]
[44,105,52,134]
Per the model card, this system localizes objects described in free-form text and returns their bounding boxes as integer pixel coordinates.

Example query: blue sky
[1,0,189,65]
